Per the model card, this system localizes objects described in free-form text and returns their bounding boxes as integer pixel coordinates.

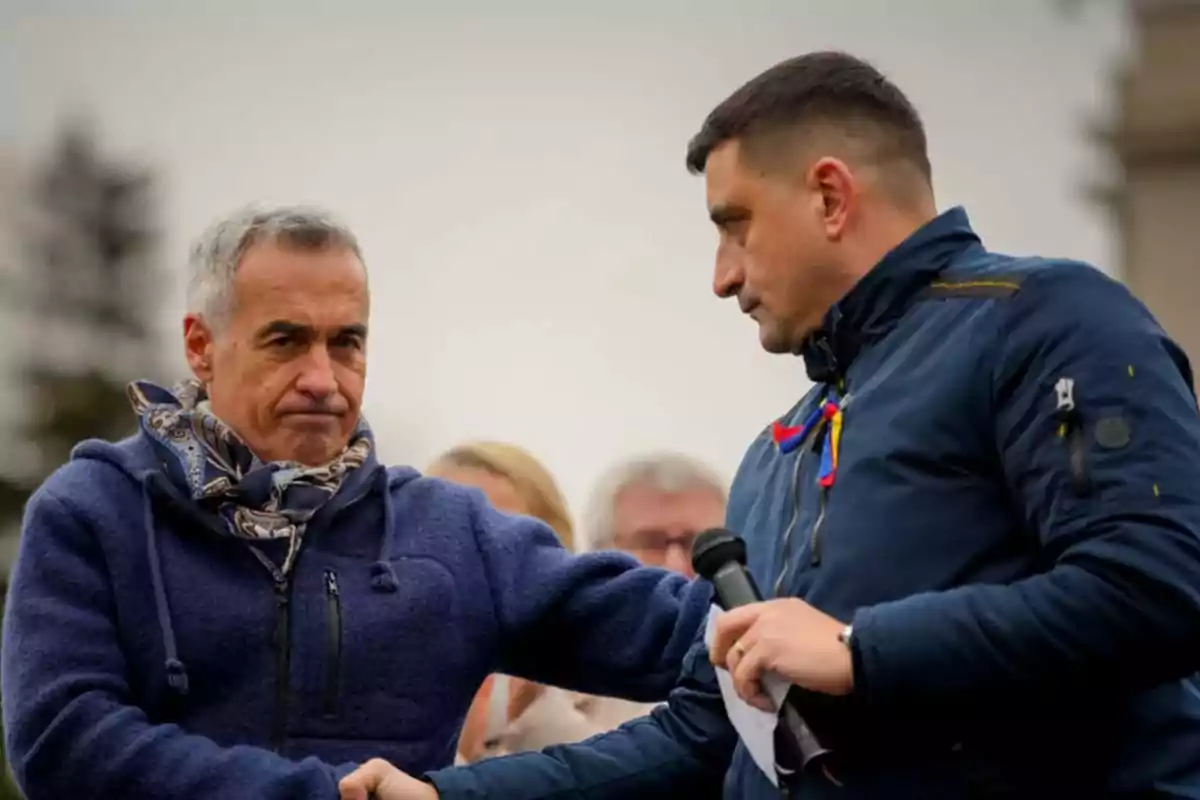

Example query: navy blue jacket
[426,208,1200,799]
[1,433,711,799]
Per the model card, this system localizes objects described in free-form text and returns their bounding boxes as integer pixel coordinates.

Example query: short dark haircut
[685,51,931,184]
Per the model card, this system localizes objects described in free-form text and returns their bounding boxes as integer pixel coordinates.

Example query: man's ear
[182,314,215,383]
[807,156,855,242]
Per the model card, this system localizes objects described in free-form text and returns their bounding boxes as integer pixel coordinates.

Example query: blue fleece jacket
[1,433,711,799]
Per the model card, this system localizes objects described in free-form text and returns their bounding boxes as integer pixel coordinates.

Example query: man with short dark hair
[341,51,1200,799]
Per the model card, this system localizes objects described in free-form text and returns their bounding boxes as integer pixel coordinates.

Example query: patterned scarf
[128,378,372,576]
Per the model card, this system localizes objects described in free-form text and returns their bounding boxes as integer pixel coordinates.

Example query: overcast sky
[1,1,1131,537]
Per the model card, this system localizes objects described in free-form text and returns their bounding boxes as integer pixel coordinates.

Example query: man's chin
[279,432,350,467]
[291,445,343,467]
[757,326,793,355]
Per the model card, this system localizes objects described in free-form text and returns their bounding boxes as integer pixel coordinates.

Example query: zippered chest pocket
[323,569,343,717]
[772,434,829,598]
[302,553,471,739]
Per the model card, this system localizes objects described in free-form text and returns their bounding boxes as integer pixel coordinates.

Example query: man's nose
[713,248,743,300]
[294,346,338,400]
[664,542,695,579]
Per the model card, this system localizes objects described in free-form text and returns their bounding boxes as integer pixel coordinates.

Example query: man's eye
[333,335,364,350]
[719,226,745,248]
[633,537,668,552]
[267,336,294,348]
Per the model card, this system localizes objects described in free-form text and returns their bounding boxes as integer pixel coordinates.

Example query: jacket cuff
[849,604,888,708]
[425,766,483,800]
[849,615,870,703]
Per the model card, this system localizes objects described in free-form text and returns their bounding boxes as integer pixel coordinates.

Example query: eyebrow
[335,323,368,339]
[257,320,308,341]
[255,321,368,341]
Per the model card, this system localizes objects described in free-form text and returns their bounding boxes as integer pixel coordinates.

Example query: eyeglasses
[617,531,697,558]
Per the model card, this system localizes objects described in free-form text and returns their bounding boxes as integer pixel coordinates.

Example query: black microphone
[691,527,832,779]
[691,527,764,609]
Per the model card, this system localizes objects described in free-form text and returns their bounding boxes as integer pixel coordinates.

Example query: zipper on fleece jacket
[271,574,293,752]
[323,569,343,717]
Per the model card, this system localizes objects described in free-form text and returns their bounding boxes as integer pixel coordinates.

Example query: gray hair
[584,453,728,550]
[186,205,365,330]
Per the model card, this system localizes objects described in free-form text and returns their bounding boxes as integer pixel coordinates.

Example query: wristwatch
[838,623,853,648]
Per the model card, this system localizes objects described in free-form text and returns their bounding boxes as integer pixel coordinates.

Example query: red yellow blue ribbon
[771,390,845,489]
[771,400,825,455]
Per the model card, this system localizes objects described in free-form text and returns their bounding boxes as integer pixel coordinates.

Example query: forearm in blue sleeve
[470,498,713,701]
[427,639,735,800]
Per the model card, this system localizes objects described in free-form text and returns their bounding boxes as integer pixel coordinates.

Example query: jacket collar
[801,206,982,383]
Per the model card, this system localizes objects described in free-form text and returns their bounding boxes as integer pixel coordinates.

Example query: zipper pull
[1055,378,1076,418]
[1054,377,1092,496]
[325,570,340,597]
[272,578,290,650]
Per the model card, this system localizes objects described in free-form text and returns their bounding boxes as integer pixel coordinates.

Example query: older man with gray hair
[466,453,731,754]
[586,453,727,578]
[0,206,710,800]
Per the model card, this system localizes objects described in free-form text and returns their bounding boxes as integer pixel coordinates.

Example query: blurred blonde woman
[427,442,613,763]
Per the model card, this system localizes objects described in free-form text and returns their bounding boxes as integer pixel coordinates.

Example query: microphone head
[691,527,747,581]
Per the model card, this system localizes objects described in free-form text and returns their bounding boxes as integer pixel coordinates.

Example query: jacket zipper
[323,570,343,717]
[809,488,829,566]
[808,426,830,567]
[772,438,808,597]
[271,575,293,752]
[251,489,365,751]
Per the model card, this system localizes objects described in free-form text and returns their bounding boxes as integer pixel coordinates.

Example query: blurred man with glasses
[585,453,727,578]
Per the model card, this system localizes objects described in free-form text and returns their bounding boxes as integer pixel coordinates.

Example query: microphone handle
[710,563,791,706]
[710,562,764,609]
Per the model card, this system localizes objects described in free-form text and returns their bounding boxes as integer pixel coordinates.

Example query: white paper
[704,604,787,787]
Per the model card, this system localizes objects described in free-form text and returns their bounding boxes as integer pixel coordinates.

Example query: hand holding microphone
[692,529,851,775]
[692,528,855,706]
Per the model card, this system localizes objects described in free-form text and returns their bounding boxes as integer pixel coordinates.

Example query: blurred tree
[0,122,165,797]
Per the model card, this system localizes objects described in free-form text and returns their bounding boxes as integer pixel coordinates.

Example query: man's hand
[709,598,853,710]
[339,759,437,800]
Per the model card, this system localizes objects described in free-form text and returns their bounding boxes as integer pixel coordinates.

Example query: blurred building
[0,149,25,424]
[0,149,23,573]
[1108,0,1200,380]
[0,149,19,276]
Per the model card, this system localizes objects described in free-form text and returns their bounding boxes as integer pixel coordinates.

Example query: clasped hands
[337,599,852,798]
